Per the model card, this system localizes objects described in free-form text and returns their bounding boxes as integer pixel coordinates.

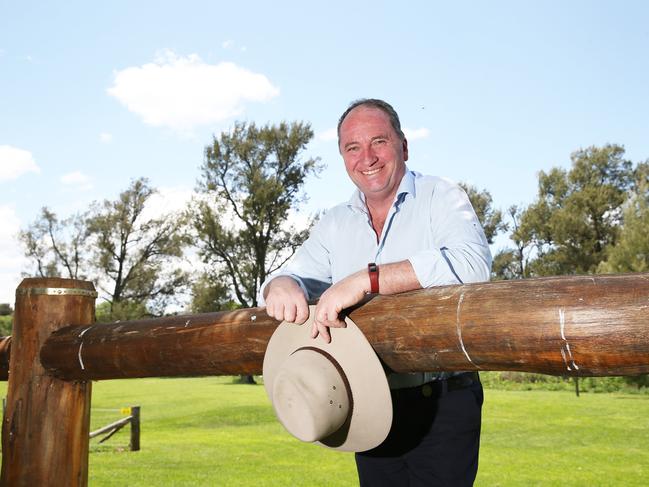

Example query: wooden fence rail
[1,273,649,486]
[35,273,649,379]
[89,406,140,451]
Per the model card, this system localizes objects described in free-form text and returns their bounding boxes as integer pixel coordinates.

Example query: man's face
[338,106,408,204]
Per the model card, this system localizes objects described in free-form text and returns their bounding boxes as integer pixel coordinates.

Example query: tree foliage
[598,162,649,273]
[20,178,188,321]
[86,178,188,317]
[0,303,12,316]
[192,121,322,309]
[19,207,87,279]
[492,205,533,280]
[189,272,238,313]
[0,316,11,336]
[516,144,633,276]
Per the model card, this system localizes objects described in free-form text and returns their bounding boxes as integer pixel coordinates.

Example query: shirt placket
[374,195,404,264]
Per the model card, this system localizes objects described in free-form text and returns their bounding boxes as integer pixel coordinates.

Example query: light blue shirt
[260,169,492,388]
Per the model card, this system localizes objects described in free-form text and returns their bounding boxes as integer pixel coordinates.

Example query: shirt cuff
[408,249,462,288]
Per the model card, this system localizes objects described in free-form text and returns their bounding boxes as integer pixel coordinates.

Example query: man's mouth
[361,167,382,176]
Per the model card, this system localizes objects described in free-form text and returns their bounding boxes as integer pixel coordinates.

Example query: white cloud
[141,185,194,222]
[0,205,27,304]
[222,40,246,52]
[317,127,338,142]
[99,132,113,143]
[403,127,430,140]
[0,145,40,182]
[107,50,279,132]
[60,171,93,191]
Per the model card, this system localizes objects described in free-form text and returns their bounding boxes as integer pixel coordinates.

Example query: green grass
[478,391,649,486]
[2,378,649,485]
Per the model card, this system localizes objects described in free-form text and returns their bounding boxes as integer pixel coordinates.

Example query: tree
[492,205,534,280]
[459,183,506,244]
[598,161,649,273]
[0,316,11,336]
[20,179,187,321]
[517,144,634,276]
[19,207,87,279]
[0,304,11,336]
[192,121,321,384]
[189,272,238,314]
[192,121,322,309]
[85,178,189,319]
[0,303,12,316]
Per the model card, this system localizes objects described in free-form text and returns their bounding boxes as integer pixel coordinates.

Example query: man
[261,99,491,486]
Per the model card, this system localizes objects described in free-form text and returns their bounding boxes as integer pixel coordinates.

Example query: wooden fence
[89,406,140,451]
[1,273,649,486]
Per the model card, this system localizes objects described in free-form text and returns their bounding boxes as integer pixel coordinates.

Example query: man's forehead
[340,107,393,137]
[343,105,389,123]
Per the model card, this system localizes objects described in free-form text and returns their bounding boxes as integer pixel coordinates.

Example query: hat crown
[272,349,350,442]
[263,306,392,452]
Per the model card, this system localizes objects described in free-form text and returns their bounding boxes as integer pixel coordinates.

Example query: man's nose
[361,146,378,166]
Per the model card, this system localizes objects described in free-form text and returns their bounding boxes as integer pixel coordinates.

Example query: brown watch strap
[368,263,379,294]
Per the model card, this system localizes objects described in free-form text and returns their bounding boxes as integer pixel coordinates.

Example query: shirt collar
[347,167,416,213]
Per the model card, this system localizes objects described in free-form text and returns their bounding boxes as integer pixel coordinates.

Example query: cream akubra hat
[263,305,392,452]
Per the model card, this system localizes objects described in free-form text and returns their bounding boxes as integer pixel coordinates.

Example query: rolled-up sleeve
[408,180,491,287]
[258,215,333,305]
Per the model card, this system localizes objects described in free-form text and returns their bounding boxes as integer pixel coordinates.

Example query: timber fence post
[1,278,96,487]
[130,405,140,451]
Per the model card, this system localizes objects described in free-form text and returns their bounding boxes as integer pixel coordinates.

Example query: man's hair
[337,98,405,147]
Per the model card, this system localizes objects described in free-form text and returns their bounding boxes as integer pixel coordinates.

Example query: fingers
[283,302,297,323]
[294,300,309,325]
[267,301,307,323]
[311,308,347,344]
[311,320,330,343]
[264,276,309,323]
[315,306,347,328]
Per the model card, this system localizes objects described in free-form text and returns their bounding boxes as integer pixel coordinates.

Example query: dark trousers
[355,373,483,487]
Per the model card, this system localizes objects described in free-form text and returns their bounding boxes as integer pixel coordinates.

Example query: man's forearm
[376,260,421,295]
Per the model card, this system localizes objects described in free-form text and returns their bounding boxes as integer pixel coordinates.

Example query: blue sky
[1,1,648,304]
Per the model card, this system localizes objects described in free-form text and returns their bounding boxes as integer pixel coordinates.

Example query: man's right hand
[263,276,310,324]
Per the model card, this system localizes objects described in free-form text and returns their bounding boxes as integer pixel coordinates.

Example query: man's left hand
[312,269,369,343]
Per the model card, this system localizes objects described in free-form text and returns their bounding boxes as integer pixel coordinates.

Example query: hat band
[294,346,355,418]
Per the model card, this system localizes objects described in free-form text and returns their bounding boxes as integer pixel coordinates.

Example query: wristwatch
[368,263,379,294]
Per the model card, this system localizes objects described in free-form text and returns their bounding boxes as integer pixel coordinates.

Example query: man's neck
[364,189,398,242]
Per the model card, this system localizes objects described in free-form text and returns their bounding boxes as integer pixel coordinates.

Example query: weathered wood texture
[40,273,649,381]
[1,278,95,487]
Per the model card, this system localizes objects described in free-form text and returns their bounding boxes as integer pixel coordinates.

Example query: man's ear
[402,138,409,161]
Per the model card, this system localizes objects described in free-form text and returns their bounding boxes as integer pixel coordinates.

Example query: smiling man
[261,99,491,486]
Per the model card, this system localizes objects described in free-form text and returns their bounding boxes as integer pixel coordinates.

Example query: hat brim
[263,306,392,452]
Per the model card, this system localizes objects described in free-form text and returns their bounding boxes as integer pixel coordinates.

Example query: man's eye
[347,146,359,152]
[373,139,387,145]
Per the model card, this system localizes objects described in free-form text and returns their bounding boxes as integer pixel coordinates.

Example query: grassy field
[2,377,648,486]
